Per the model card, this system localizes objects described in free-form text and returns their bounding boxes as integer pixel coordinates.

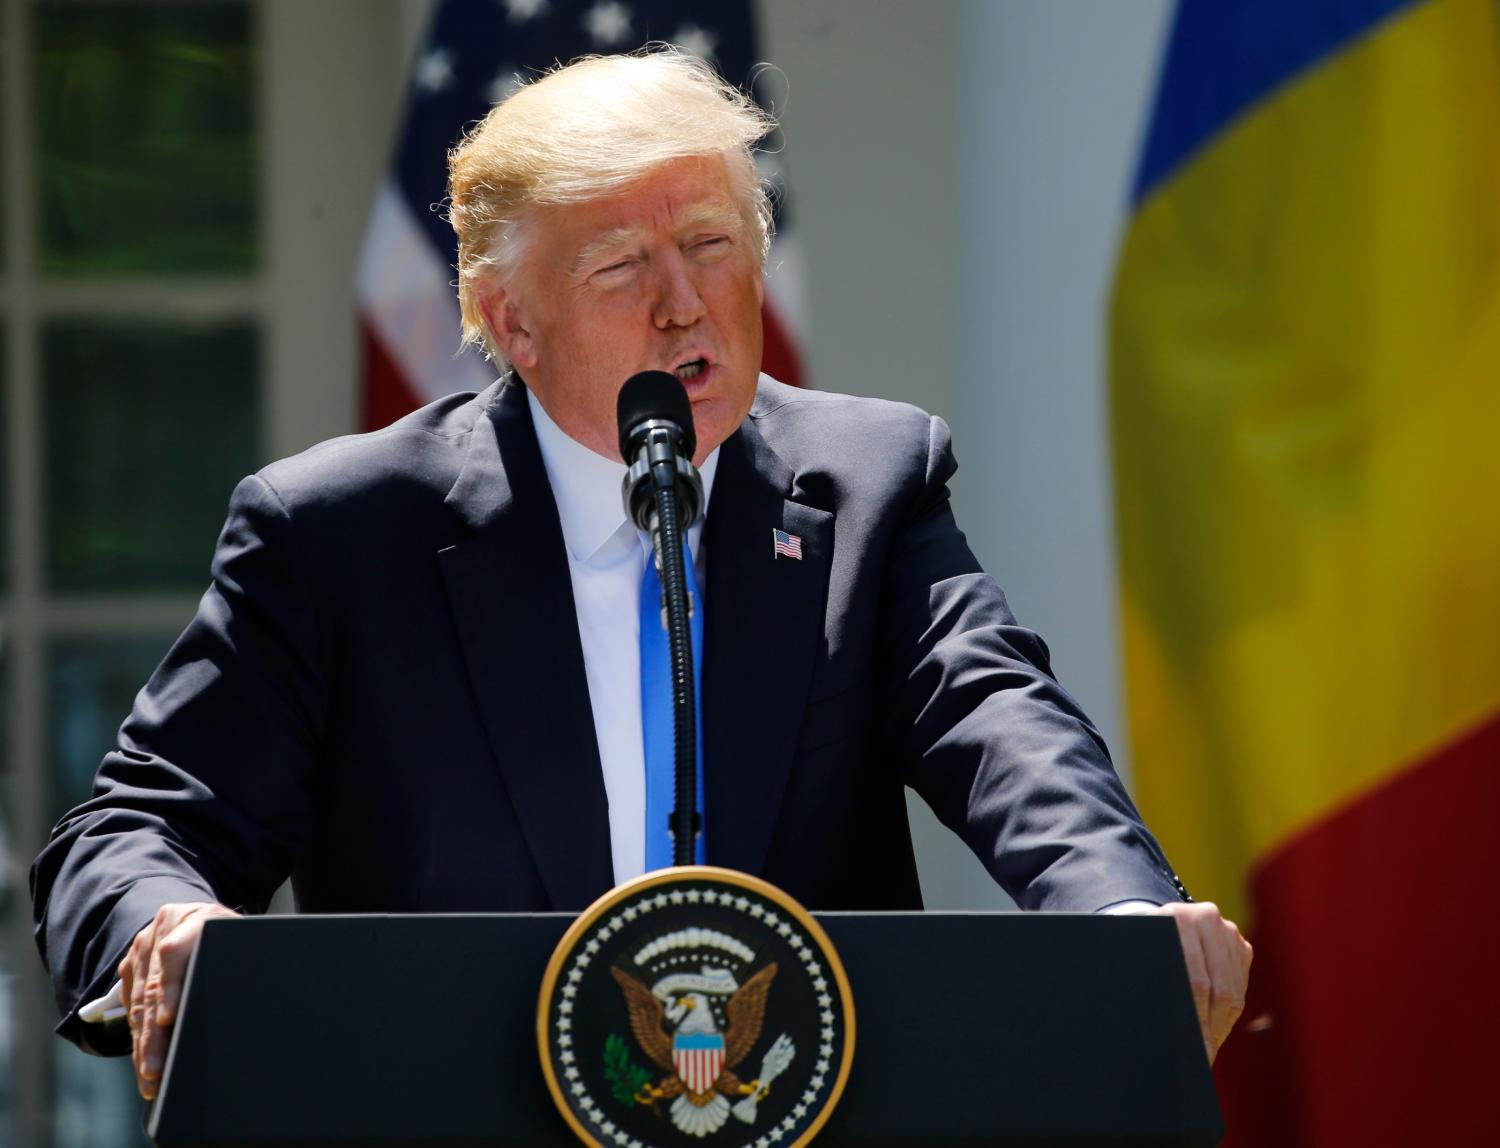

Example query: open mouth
[674,358,708,382]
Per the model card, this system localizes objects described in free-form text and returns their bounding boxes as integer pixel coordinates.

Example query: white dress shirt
[527,390,719,885]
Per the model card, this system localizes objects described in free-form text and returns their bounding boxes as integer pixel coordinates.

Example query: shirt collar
[527,388,719,565]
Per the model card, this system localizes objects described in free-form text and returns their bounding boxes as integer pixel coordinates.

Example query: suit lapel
[438,381,614,910]
[703,419,833,875]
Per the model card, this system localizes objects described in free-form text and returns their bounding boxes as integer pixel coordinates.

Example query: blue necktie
[639,541,706,870]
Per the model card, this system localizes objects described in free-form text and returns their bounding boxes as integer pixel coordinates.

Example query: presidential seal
[538,867,855,1148]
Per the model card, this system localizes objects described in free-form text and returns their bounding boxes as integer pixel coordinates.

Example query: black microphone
[617,370,704,534]
[616,370,703,868]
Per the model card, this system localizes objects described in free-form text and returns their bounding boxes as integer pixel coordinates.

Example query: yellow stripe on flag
[1111,0,1500,922]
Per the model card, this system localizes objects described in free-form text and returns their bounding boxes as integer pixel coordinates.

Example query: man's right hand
[118,902,240,1099]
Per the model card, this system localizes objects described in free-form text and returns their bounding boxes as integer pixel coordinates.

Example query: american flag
[357,0,807,431]
[772,528,802,560]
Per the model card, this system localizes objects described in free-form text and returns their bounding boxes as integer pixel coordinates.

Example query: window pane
[0,637,10,853]
[47,635,174,1148]
[0,646,11,1148]
[0,323,7,596]
[0,991,10,1148]
[53,1042,151,1148]
[0,13,8,276]
[34,2,257,275]
[47,634,174,826]
[0,324,7,595]
[43,318,259,593]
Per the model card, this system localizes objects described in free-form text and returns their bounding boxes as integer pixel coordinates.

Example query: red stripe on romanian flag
[1215,710,1500,1144]
[1111,0,1500,1140]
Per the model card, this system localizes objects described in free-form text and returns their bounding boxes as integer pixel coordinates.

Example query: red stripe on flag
[1215,708,1500,1146]
[359,314,425,432]
[761,299,805,389]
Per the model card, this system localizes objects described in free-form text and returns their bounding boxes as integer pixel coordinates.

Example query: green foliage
[41,318,258,593]
[603,1034,654,1106]
[35,2,258,274]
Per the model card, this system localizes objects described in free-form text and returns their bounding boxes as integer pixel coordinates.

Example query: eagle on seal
[610,962,786,1137]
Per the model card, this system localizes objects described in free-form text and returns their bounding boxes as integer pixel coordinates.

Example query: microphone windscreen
[616,371,696,461]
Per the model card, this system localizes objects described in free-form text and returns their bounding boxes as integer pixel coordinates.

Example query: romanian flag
[1111,1,1500,1143]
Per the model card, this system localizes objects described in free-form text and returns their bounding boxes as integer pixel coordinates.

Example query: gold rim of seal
[537,865,857,1148]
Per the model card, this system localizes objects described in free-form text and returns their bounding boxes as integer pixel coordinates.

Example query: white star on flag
[583,1,631,46]
[672,23,718,60]
[415,47,455,93]
[503,0,548,21]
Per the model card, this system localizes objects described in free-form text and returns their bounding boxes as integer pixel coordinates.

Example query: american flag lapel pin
[772,528,803,560]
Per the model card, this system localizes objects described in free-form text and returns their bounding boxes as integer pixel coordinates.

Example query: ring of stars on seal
[538,866,855,1148]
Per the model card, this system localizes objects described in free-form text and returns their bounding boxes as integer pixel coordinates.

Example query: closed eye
[589,257,639,284]
[690,236,732,257]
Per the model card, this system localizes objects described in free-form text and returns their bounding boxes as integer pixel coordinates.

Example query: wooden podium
[146,912,1222,1146]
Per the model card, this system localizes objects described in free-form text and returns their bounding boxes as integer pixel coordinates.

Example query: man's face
[483,154,764,466]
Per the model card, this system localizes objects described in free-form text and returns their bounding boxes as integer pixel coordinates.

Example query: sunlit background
[3,1,1497,1145]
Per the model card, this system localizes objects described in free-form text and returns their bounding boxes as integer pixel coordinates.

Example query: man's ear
[479,284,537,369]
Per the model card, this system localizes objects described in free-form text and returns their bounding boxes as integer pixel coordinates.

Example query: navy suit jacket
[33,376,1183,1049]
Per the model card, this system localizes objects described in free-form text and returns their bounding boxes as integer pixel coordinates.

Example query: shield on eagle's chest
[673,1032,726,1095]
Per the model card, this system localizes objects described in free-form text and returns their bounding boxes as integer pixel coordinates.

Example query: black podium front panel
[149,912,1220,1147]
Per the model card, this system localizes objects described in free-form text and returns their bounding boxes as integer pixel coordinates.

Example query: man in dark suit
[32,50,1250,1099]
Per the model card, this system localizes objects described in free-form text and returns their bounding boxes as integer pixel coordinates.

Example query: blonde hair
[448,49,777,361]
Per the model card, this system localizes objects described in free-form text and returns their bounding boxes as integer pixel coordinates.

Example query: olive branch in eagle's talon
[602,1033,656,1107]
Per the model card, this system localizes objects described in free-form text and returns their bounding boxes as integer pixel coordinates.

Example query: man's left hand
[1154,901,1252,1063]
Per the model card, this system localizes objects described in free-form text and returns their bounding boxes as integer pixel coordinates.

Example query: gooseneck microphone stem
[618,370,705,870]
[648,475,699,868]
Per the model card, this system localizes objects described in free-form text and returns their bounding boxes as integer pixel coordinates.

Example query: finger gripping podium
[147,913,1222,1147]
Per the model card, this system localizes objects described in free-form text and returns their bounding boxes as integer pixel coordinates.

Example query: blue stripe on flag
[393,0,504,266]
[1131,0,1422,206]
